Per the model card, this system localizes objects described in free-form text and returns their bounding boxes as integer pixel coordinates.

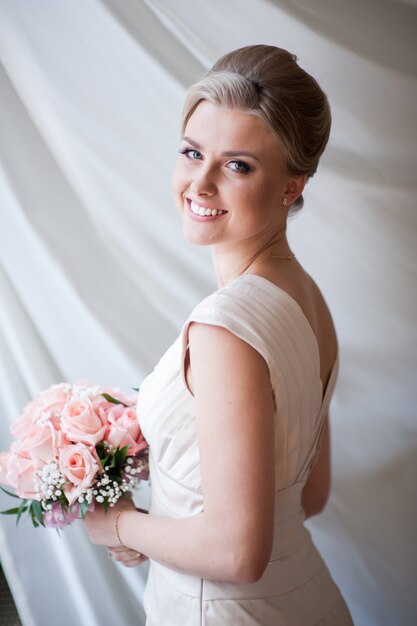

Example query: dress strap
[295,352,340,483]
[179,289,282,397]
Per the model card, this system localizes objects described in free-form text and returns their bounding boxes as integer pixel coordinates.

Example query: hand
[107,545,149,568]
[84,496,136,548]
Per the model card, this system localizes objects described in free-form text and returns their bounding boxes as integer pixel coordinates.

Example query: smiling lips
[188,199,228,217]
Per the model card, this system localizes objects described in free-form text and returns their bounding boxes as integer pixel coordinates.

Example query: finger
[112,555,144,567]
[107,545,127,554]
[107,545,144,558]
[119,554,148,568]
[109,551,128,562]
[122,559,143,568]
[108,550,148,565]
[109,549,141,562]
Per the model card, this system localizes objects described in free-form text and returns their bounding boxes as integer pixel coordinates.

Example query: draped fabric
[0,1,415,625]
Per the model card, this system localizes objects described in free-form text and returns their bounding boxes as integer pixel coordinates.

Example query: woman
[85,45,354,625]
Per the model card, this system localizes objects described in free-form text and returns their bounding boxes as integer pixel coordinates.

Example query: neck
[212,223,292,289]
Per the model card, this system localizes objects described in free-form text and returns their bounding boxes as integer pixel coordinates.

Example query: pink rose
[59,444,100,505]
[11,401,43,436]
[11,384,71,438]
[51,427,71,449]
[61,398,106,446]
[100,387,137,407]
[37,383,71,411]
[12,423,56,469]
[10,440,30,459]
[92,389,137,423]
[91,396,117,424]
[5,453,39,499]
[0,451,13,487]
[105,404,147,455]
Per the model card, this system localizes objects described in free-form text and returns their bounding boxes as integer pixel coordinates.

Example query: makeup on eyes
[178,146,253,174]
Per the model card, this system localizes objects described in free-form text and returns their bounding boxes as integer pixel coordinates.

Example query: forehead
[184,100,282,157]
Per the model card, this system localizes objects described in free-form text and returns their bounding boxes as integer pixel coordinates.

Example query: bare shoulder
[302,269,339,376]
[254,262,338,390]
[185,319,271,398]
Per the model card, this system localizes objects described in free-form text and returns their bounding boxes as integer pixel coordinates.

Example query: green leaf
[59,492,69,507]
[0,506,25,515]
[16,500,29,526]
[108,445,128,473]
[18,498,28,511]
[101,393,129,408]
[117,445,129,467]
[100,455,110,467]
[80,500,89,520]
[0,486,20,499]
[131,387,140,392]
[95,442,107,458]
[30,500,45,527]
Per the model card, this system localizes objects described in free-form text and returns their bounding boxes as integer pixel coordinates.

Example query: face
[172,100,295,248]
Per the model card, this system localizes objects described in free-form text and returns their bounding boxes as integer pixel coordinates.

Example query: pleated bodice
[137,273,352,626]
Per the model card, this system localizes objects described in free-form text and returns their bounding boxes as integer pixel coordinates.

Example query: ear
[281,174,308,207]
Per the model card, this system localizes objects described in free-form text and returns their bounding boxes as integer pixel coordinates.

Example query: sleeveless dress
[138,273,354,626]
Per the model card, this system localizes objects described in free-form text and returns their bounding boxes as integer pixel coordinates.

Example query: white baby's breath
[71,384,102,399]
[35,461,66,509]
[38,411,52,425]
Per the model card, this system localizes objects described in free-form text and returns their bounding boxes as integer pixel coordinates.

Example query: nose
[190,163,216,197]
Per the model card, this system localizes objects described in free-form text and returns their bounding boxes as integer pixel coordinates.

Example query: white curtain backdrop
[0,1,416,625]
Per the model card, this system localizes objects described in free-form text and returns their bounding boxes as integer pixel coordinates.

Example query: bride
[85,44,354,625]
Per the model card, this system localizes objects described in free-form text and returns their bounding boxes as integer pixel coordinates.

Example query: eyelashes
[178,147,202,160]
[178,147,252,174]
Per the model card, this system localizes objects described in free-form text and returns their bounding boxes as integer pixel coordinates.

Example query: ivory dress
[138,273,354,626]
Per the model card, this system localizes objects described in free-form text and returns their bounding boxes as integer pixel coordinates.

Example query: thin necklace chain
[239,236,295,276]
[245,253,295,273]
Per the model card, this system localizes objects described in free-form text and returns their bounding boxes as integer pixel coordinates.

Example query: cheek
[238,184,267,214]
[237,185,278,229]
[171,161,188,206]
[247,175,281,210]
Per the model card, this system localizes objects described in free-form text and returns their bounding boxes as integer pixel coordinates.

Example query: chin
[182,227,214,246]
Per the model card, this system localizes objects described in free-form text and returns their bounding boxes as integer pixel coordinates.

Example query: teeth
[190,200,226,217]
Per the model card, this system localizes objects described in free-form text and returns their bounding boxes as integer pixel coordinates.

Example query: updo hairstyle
[180,45,331,214]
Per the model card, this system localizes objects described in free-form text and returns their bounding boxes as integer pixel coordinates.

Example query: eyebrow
[182,136,260,162]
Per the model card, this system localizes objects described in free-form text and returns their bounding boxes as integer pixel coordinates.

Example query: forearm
[118,509,240,582]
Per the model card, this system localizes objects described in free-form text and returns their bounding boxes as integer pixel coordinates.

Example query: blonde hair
[180,45,331,214]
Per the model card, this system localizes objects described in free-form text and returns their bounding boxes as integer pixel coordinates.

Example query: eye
[178,147,203,160]
[227,160,251,174]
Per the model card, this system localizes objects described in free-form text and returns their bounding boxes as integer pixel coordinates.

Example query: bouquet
[0,381,149,529]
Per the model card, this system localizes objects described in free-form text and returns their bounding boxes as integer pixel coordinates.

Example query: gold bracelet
[115,506,143,558]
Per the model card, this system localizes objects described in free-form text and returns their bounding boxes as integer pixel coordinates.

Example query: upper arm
[187,320,276,582]
[301,415,331,518]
